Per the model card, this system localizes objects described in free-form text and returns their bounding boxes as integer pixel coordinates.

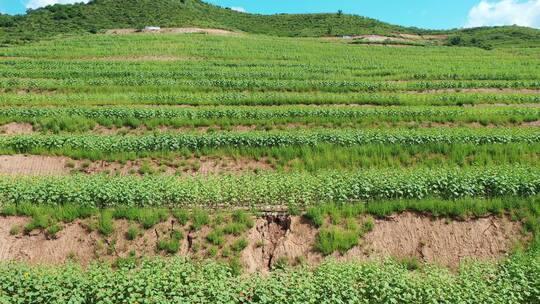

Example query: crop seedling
[46,224,62,238]
[191,208,210,230]
[231,238,248,252]
[316,227,359,255]
[126,226,139,240]
[9,225,20,236]
[98,211,114,236]
[157,238,180,254]
[206,229,225,246]
[173,209,190,225]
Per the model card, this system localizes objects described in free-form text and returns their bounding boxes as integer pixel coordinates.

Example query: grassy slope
[1,0,539,48]
[447,26,540,49]
[0,0,416,44]
[1,33,538,108]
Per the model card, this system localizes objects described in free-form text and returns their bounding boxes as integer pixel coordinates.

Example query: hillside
[1,0,539,48]
[446,26,540,49]
[0,0,421,44]
[0,4,540,301]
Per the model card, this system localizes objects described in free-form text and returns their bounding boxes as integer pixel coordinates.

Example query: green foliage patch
[1,255,539,303]
[0,128,537,155]
[0,167,536,208]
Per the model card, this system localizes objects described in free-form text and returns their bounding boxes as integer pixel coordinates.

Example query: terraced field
[0,32,539,302]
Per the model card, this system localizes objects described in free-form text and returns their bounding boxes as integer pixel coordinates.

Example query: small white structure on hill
[145,26,161,31]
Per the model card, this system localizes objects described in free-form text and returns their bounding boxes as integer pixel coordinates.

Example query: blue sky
[1,0,539,29]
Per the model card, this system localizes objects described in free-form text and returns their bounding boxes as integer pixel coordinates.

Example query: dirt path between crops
[105,27,240,35]
[81,55,201,62]
[0,123,33,135]
[82,155,272,175]
[0,155,70,175]
[0,213,524,273]
[349,213,521,266]
[0,154,272,176]
[407,88,540,94]
[2,119,537,138]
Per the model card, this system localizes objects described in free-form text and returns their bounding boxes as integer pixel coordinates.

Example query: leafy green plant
[273,257,290,270]
[46,224,62,238]
[191,208,209,230]
[399,256,422,271]
[157,239,180,254]
[9,225,20,236]
[0,128,536,155]
[316,227,359,255]
[171,229,183,240]
[0,255,539,302]
[24,214,51,234]
[222,223,247,236]
[287,205,301,216]
[206,230,224,246]
[172,209,189,225]
[113,252,139,269]
[98,211,114,236]
[0,167,535,208]
[207,246,218,257]
[231,238,248,252]
[362,217,375,232]
[306,207,325,227]
[139,209,168,229]
[126,226,139,240]
[0,205,17,216]
[231,210,253,228]
[113,208,168,229]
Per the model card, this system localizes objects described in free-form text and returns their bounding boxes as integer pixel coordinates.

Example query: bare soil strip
[50,120,540,136]
[0,154,272,176]
[0,213,523,272]
[243,213,521,273]
[80,156,272,175]
[80,55,201,62]
[407,88,540,94]
[105,27,240,36]
[0,118,538,139]
[0,123,33,135]
[0,155,69,175]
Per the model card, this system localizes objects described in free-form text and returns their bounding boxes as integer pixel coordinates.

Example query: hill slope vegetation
[0,0,420,43]
[1,0,539,48]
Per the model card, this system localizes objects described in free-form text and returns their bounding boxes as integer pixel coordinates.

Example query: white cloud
[466,0,540,28]
[26,0,90,10]
[231,6,246,13]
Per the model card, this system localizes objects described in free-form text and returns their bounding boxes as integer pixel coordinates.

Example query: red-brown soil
[0,213,524,273]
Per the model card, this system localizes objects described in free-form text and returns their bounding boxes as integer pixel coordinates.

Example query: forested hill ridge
[0,0,539,48]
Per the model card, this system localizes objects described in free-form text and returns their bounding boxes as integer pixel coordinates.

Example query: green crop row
[3,51,539,82]
[4,77,540,93]
[3,142,534,171]
[0,106,537,120]
[3,106,537,134]
[213,143,540,171]
[1,128,537,153]
[4,34,539,82]
[1,34,539,108]
[0,167,537,207]
[1,91,539,107]
[1,254,539,303]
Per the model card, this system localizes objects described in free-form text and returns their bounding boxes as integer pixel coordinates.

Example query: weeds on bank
[1,195,539,256]
[157,232,182,254]
[308,195,540,255]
